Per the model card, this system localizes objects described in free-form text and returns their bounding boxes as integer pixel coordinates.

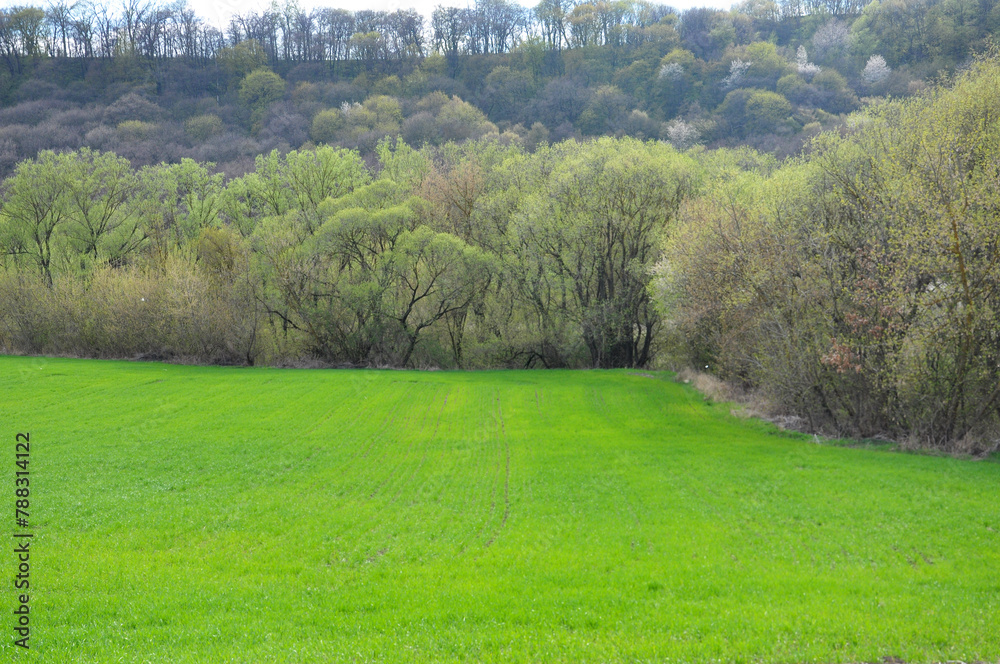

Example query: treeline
[0,137,697,370]
[0,0,997,177]
[0,0,989,67]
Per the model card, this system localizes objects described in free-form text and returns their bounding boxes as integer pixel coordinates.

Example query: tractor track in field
[389,389,449,505]
[483,391,511,549]
[373,384,447,502]
[322,383,425,569]
[457,387,505,556]
[340,383,456,567]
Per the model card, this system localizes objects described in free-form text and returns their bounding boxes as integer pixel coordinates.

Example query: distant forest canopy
[0,0,997,176]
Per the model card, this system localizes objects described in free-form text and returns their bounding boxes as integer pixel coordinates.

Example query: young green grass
[1,356,998,663]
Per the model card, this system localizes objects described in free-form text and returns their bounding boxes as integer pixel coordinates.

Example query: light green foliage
[577,85,629,135]
[3,356,999,661]
[845,60,1000,444]
[376,136,430,191]
[812,67,849,93]
[116,119,158,140]
[62,148,142,265]
[1,149,144,282]
[663,152,816,381]
[137,159,225,259]
[258,178,400,363]
[219,173,271,238]
[238,69,286,110]
[313,93,495,149]
[233,146,370,241]
[742,41,793,86]
[776,72,806,97]
[277,146,371,231]
[310,107,345,144]
[0,151,71,284]
[495,137,700,367]
[717,88,792,137]
[216,39,268,82]
[613,58,658,106]
[415,90,450,115]
[743,89,793,134]
[372,74,402,97]
[389,225,494,365]
[327,96,405,143]
[364,95,403,127]
[261,171,488,366]
[185,114,224,141]
[435,96,497,143]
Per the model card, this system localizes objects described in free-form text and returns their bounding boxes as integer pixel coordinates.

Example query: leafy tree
[435,96,497,143]
[259,178,420,363]
[481,65,537,121]
[239,69,286,131]
[741,41,793,88]
[513,137,699,367]
[310,108,345,144]
[664,53,1000,450]
[743,89,792,134]
[1,151,71,285]
[137,159,225,261]
[218,40,268,83]
[389,225,494,366]
[185,114,224,141]
[62,149,142,265]
[577,84,629,135]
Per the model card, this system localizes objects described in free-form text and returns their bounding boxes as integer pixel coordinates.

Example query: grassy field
[1,355,998,663]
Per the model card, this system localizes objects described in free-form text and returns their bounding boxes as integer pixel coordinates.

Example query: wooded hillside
[0,0,996,175]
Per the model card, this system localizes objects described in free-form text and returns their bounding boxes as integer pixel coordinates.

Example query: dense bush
[662,54,1000,453]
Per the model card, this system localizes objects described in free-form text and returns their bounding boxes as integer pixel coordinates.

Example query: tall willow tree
[1,151,72,286]
[511,137,699,367]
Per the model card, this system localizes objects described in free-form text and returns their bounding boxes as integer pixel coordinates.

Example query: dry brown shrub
[676,367,818,435]
[676,367,735,402]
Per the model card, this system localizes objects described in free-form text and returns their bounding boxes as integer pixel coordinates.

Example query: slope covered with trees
[0,0,997,175]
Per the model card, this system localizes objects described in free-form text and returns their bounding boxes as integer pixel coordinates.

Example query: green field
[1,356,998,663]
